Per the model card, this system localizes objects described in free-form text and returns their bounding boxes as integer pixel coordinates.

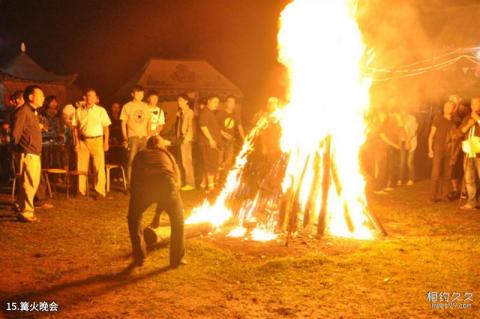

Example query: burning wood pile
[184,0,386,243]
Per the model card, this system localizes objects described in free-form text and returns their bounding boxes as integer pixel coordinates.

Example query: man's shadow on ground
[1,242,174,317]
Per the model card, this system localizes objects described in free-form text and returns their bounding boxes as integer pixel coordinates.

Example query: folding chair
[105,164,127,193]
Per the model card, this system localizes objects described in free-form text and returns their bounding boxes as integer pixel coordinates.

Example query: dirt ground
[0,181,479,318]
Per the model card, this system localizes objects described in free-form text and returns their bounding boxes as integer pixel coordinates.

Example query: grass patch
[0,181,478,318]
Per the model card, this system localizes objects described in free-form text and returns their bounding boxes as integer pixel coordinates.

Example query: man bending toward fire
[127,136,186,268]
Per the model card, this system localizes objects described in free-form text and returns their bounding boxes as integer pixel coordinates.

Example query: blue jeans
[399,149,415,182]
[127,137,147,184]
[373,147,387,191]
[464,157,480,206]
[180,142,195,186]
[386,147,398,186]
[128,178,184,266]
[220,140,235,171]
[431,151,452,200]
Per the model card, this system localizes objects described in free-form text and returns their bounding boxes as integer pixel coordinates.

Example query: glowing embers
[185,113,279,241]
[227,194,278,241]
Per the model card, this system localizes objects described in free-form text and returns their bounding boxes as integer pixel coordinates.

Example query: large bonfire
[186,0,384,241]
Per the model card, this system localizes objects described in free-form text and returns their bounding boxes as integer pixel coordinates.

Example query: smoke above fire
[358,0,480,106]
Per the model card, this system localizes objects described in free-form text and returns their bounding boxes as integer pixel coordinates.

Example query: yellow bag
[462,125,480,155]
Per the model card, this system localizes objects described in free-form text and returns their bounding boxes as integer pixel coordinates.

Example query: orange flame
[185,116,271,228]
[276,0,375,239]
[186,0,377,241]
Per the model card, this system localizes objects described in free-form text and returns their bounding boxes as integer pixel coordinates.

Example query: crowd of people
[3,83,480,267]
[366,102,419,194]
[4,87,480,214]
[366,94,480,210]
[0,85,246,224]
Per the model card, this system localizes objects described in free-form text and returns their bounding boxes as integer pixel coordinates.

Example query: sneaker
[406,180,414,186]
[181,185,195,191]
[12,202,21,213]
[384,187,394,192]
[460,203,475,210]
[18,212,39,223]
[447,191,460,201]
[37,202,54,209]
[373,190,387,195]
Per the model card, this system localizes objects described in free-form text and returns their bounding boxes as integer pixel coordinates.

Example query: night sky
[0,0,290,115]
[1,0,479,115]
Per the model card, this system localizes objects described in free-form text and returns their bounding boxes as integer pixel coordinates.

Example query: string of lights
[365,46,480,82]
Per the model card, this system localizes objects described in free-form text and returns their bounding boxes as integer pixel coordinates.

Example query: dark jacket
[131,148,181,195]
[12,103,42,155]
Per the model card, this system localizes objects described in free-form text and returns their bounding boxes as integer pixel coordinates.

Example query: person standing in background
[428,101,457,202]
[448,94,467,200]
[458,97,480,210]
[62,98,82,171]
[398,108,418,186]
[121,85,151,186]
[109,102,123,144]
[12,85,45,222]
[4,90,25,133]
[146,90,166,136]
[41,96,63,141]
[2,91,23,187]
[218,96,245,177]
[199,95,223,192]
[106,102,127,180]
[73,88,111,199]
[175,94,195,191]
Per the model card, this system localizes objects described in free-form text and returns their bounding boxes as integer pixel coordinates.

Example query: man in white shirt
[62,103,76,128]
[73,88,111,199]
[146,90,165,136]
[121,85,151,185]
